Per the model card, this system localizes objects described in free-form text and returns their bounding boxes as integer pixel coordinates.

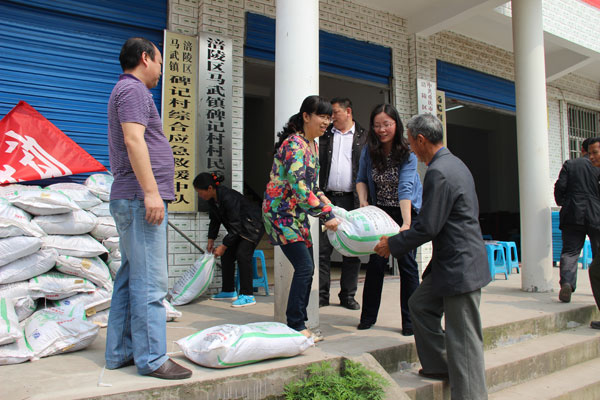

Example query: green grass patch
[283,359,388,400]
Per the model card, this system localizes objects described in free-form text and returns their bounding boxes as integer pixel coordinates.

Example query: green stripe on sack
[1,298,10,332]
[231,332,303,348]
[217,355,260,367]
[174,256,213,302]
[340,231,397,242]
[333,232,374,256]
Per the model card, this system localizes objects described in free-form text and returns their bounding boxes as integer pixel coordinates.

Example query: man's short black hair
[119,37,156,71]
[582,138,591,152]
[331,97,353,111]
[588,137,600,149]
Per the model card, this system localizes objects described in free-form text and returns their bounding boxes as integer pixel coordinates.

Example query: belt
[326,191,353,197]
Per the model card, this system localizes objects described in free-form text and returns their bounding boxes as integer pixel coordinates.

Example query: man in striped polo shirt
[104,37,191,380]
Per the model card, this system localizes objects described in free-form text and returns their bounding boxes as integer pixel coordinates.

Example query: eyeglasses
[373,122,395,131]
[316,114,332,122]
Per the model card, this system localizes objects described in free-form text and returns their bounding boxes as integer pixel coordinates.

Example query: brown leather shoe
[147,358,192,380]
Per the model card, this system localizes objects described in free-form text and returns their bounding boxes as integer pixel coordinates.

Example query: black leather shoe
[114,358,135,369]
[357,321,373,330]
[559,284,572,303]
[340,298,360,310]
[591,320,600,330]
[319,299,330,307]
[147,358,192,380]
[402,327,414,336]
[418,368,449,380]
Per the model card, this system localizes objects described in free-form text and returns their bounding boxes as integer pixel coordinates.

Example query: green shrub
[283,359,388,400]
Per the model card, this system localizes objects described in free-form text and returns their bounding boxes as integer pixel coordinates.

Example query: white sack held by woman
[327,205,400,256]
[176,322,312,368]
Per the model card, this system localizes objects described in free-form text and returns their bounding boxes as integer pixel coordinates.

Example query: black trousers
[559,225,600,292]
[319,193,361,302]
[220,236,258,296]
[360,205,419,330]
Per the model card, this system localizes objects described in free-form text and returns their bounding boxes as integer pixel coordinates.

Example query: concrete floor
[1,265,596,400]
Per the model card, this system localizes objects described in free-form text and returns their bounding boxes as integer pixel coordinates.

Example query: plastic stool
[485,243,508,280]
[580,239,592,270]
[498,241,520,274]
[235,250,270,295]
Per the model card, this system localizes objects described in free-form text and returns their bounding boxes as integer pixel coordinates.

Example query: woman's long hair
[367,104,410,171]
[273,95,332,153]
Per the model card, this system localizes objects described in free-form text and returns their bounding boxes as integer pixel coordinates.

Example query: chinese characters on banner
[162,31,198,212]
[198,32,232,198]
[436,90,447,146]
[417,79,436,115]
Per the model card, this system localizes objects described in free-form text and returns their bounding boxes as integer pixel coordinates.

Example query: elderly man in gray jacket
[375,113,491,400]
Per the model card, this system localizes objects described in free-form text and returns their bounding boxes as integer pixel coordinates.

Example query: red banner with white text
[0,101,107,184]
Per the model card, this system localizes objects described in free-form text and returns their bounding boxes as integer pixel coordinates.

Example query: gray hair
[406,114,444,145]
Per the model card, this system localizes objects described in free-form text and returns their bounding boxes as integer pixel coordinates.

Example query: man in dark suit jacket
[318,97,367,309]
[554,138,600,303]
[576,138,600,329]
[375,114,490,400]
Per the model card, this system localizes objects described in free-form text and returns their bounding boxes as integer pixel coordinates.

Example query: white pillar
[512,0,553,292]
[273,0,321,328]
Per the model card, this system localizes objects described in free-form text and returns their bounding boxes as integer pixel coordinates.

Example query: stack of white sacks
[0,174,180,366]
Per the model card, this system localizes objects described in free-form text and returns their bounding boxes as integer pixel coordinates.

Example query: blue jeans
[105,199,168,374]
[280,241,314,331]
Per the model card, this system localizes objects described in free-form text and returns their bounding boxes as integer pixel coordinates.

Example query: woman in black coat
[193,172,265,307]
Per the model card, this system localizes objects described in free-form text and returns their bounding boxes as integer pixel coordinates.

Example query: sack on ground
[84,174,113,202]
[51,287,111,313]
[0,197,32,222]
[55,255,112,289]
[102,237,119,252]
[29,272,96,300]
[0,281,38,321]
[47,183,103,210]
[33,210,98,235]
[0,248,58,284]
[177,322,312,368]
[106,258,121,279]
[90,217,117,241]
[0,217,45,238]
[87,309,109,328]
[9,188,80,216]
[88,202,110,217]
[168,254,216,306]
[163,299,182,321]
[0,333,34,365]
[24,304,99,359]
[42,234,108,257]
[327,205,400,257]
[0,236,43,267]
[0,297,22,345]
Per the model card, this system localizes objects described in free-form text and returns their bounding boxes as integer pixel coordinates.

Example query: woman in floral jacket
[263,95,339,341]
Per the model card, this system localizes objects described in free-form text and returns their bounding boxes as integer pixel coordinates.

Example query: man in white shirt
[319,98,367,309]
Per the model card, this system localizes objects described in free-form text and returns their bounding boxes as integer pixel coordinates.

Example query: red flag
[0,101,107,184]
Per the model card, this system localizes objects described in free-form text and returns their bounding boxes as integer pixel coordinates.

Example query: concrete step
[373,305,598,375]
[489,356,600,400]
[390,325,600,400]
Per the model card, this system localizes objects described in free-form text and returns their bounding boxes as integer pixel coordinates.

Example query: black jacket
[554,156,600,230]
[318,120,367,207]
[388,148,491,296]
[207,185,265,246]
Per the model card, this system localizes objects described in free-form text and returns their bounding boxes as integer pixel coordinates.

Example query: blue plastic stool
[235,250,270,295]
[485,243,508,280]
[498,241,520,274]
[580,239,592,270]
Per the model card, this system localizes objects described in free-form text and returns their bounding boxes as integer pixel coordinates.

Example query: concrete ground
[2,266,597,400]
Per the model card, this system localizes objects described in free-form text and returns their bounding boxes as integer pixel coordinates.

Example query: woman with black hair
[262,95,339,341]
[193,172,265,307]
[356,104,423,335]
